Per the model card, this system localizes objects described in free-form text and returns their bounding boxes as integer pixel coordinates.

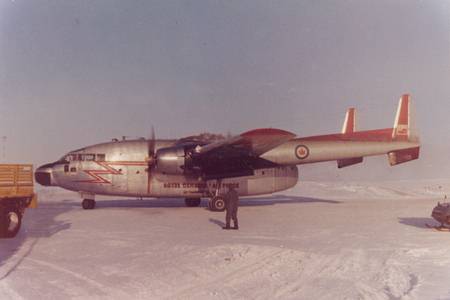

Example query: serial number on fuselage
[163,182,240,189]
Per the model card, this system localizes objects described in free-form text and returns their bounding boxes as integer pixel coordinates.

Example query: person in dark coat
[223,186,239,230]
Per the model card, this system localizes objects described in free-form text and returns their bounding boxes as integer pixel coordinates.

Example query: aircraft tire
[82,199,96,210]
[209,196,226,212]
[0,207,22,238]
[185,198,201,207]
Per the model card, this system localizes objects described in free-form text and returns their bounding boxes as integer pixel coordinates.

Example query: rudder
[392,94,419,142]
[389,94,420,165]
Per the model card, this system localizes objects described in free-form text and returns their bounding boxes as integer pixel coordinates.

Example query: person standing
[223,185,239,230]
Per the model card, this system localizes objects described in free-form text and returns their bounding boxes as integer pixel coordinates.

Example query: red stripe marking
[75,161,147,184]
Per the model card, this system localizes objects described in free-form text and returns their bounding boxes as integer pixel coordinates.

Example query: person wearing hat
[223,185,239,230]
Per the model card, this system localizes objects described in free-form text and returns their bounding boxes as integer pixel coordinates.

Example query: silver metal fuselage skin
[44,139,299,198]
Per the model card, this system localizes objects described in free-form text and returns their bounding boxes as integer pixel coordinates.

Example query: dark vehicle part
[431,202,450,228]
[1,165,37,239]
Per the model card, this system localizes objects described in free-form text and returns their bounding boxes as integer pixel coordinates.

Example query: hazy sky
[1,1,449,180]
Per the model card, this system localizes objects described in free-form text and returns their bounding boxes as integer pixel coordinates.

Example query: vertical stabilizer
[342,108,356,134]
[392,94,418,142]
[389,94,420,165]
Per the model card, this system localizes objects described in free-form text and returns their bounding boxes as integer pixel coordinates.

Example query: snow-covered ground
[1,180,450,300]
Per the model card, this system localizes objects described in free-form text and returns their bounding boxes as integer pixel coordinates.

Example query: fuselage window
[64,165,69,173]
[70,167,77,172]
[65,153,105,162]
[84,154,95,161]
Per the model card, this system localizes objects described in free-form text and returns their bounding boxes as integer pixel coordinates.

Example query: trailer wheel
[0,208,22,238]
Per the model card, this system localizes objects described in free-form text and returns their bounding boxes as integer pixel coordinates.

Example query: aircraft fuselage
[37,139,299,198]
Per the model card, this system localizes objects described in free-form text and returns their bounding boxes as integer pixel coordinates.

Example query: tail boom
[260,94,420,167]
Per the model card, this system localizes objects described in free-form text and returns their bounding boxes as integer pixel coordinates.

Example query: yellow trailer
[0,164,37,238]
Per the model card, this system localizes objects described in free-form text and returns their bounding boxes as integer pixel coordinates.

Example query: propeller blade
[147,126,156,195]
[148,126,156,160]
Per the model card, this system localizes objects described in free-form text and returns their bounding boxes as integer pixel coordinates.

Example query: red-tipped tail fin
[342,108,356,134]
[389,94,420,165]
[392,94,418,142]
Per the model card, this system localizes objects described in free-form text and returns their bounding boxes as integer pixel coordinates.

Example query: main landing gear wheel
[0,208,22,238]
[185,198,201,207]
[82,199,96,210]
[208,196,226,212]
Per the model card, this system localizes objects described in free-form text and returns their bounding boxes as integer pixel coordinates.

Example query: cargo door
[127,165,147,195]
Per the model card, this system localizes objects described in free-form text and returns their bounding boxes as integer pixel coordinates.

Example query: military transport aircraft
[35,94,420,211]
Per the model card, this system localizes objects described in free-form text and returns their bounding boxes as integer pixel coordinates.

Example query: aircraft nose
[35,163,54,186]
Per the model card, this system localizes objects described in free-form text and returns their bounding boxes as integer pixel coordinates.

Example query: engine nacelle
[156,146,188,175]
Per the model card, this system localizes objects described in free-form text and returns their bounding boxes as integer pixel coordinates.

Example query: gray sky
[1,0,449,180]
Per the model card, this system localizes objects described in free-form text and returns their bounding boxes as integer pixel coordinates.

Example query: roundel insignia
[295,145,309,160]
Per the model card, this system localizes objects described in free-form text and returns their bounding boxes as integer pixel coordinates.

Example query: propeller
[147,126,157,194]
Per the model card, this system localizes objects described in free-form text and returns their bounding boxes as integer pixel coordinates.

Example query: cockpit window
[64,154,77,162]
[59,153,106,162]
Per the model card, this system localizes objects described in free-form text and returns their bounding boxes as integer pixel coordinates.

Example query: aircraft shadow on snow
[0,200,74,278]
[94,194,341,209]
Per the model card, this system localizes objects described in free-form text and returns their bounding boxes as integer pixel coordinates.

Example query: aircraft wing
[190,128,296,179]
[196,128,296,156]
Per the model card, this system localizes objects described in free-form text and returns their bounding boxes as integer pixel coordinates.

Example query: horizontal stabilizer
[337,157,363,168]
[388,147,420,166]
